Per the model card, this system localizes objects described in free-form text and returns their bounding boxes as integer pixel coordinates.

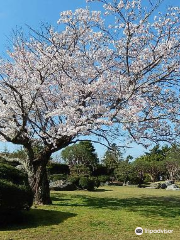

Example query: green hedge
[49,174,68,182]
[0,162,33,222]
[47,162,70,175]
[0,163,27,185]
[67,175,100,191]
[0,180,33,212]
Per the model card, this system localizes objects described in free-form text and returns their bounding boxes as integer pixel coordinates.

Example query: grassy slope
[1,186,180,240]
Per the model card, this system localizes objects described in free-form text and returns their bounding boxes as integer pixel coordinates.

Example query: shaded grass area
[1,186,180,240]
[0,209,76,231]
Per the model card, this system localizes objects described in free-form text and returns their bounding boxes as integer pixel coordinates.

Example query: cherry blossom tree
[0,0,179,204]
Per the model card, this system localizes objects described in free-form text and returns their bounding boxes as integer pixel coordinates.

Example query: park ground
[0,186,180,240]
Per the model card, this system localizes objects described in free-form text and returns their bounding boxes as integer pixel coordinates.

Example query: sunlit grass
[1,186,180,240]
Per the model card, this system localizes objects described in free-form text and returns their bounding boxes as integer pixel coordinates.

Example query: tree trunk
[149,174,155,182]
[169,171,174,181]
[27,159,52,205]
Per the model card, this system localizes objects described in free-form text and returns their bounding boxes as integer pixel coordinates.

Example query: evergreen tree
[102,143,124,175]
[61,141,99,172]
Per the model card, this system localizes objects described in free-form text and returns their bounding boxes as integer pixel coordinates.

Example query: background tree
[114,161,134,184]
[61,141,98,171]
[165,145,180,180]
[102,143,123,175]
[0,0,179,204]
[132,157,148,184]
[145,160,165,182]
[144,145,169,181]
[145,145,170,161]
[132,145,169,182]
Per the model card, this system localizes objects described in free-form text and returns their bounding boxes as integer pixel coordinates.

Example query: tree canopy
[61,141,99,169]
[102,143,123,172]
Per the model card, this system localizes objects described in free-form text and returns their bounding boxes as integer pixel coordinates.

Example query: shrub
[144,174,152,183]
[68,175,80,186]
[161,183,167,189]
[91,177,100,188]
[47,162,70,175]
[98,175,110,183]
[70,165,91,177]
[0,163,28,185]
[92,164,109,176]
[49,174,67,182]
[95,179,100,188]
[0,163,33,225]
[0,180,33,212]
[79,177,95,191]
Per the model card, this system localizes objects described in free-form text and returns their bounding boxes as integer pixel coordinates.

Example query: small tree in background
[165,145,180,180]
[102,143,124,176]
[61,141,99,174]
[132,145,169,182]
[132,157,148,184]
[114,161,133,184]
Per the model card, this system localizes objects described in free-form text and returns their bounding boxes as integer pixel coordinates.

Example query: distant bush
[92,164,109,176]
[79,177,95,191]
[68,175,80,186]
[47,162,70,175]
[70,165,91,177]
[98,175,110,183]
[161,183,167,189]
[67,175,99,191]
[49,174,67,182]
[90,177,100,188]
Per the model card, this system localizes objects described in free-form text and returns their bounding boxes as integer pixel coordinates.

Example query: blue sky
[0,0,179,159]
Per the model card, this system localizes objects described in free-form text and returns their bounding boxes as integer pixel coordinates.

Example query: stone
[161,183,167,189]
[166,184,180,191]
[49,180,77,191]
[104,181,111,186]
[165,180,174,186]
[16,164,25,171]
[109,181,123,186]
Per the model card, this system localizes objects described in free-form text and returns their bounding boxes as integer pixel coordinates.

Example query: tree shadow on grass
[94,189,113,192]
[52,193,180,218]
[0,209,76,231]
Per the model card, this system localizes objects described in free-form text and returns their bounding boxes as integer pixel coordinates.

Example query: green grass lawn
[1,186,180,240]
